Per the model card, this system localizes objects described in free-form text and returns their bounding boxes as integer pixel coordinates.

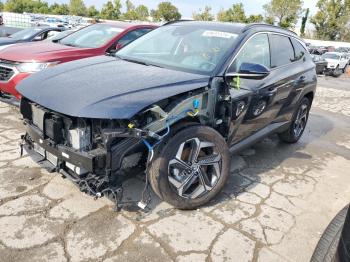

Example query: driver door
[227,33,297,145]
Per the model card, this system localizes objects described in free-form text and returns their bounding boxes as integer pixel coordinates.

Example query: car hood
[0,37,18,46]
[17,55,210,119]
[0,42,90,62]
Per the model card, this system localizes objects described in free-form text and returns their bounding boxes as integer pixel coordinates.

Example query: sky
[46,0,318,19]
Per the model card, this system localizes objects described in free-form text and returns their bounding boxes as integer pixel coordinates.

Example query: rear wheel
[149,125,230,209]
[279,97,310,143]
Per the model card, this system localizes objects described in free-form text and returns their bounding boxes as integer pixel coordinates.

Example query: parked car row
[0,21,317,210]
[311,51,349,77]
[0,22,156,103]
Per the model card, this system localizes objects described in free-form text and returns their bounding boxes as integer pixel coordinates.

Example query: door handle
[267,87,278,96]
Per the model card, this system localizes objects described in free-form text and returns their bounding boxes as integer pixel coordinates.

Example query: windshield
[9,28,42,40]
[60,24,124,48]
[117,25,238,75]
[322,53,340,60]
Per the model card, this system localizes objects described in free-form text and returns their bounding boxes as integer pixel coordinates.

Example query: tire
[333,66,341,77]
[149,125,230,209]
[310,206,348,262]
[342,65,347,74]
[278,97,310,143]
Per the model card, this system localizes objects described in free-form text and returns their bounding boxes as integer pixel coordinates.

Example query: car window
[9,28,42,40]
[117,25,238,75]
[60,24,124,48]
[270,34,295,68]
[229,33,270,72]
[46,30,60,39]
[291,38,306,61]
[117,28,152,47]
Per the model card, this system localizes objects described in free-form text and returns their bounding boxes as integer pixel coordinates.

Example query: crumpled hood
[17,55,210,119]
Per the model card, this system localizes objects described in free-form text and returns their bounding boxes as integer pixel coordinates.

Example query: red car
[0,22,156,102]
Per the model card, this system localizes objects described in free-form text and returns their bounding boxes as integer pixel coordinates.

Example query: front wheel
[279,97,310,143]
[149,125,230,209]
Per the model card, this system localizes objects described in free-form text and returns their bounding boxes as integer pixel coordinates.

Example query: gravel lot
[0,75,349,262]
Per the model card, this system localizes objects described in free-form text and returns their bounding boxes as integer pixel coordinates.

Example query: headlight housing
[16,62,59,73]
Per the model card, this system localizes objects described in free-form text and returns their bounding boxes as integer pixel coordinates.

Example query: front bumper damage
[21,121,160,211]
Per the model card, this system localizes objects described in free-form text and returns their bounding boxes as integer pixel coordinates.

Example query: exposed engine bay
[19,86,228,210]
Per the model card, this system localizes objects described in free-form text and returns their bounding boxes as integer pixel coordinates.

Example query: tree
[50,3,69,15]
[69,0,87,16]
[263,0,303,28]
[300,8,309,37]
[192,6,214,21]
[101,0,122,20]
[151,2,181,22]
[135,5,149,20]
[311,0,350,40]
[246,14,264,23]
[4,0,50,14]
[87,5,99,17]
[217,3,246,23]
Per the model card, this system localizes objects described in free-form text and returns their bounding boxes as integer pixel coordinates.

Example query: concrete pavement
[0,77,349,262]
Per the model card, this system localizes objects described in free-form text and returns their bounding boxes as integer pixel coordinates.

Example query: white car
[322,52,348,74]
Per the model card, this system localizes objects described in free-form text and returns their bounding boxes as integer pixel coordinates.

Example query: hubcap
[168,138,222,199]
[293,104,308,137]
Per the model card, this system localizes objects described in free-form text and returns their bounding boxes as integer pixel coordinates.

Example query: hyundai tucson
[17,21,317,210]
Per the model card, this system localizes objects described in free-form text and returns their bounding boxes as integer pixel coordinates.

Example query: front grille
[0,66,14,81]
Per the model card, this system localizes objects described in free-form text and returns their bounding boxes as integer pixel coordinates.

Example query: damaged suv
[17,21,316,209]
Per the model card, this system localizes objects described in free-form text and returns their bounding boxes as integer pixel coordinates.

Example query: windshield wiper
[115,55,163,68]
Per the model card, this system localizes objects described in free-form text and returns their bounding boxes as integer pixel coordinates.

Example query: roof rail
[242,23,297,36]
[162,19,194,26]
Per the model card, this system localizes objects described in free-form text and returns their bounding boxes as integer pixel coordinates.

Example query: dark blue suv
[18,21,317,210]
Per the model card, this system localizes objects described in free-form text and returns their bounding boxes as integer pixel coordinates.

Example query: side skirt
[229,121,291,154]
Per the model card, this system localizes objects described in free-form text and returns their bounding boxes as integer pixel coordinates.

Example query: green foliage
[151,2,181,22]
[300,8,309,37]
[100,0,122,20]
[86,5,99,18]
[311,0,350,40]
[50,3,69,15]
[192,6,214,21]
[122,0,149,21]
[4,0,50,14]
[263,0,303,28]
[217,3,246,22]
[69,0,86,16]
[246,14,264,23]
[217,4,263,24]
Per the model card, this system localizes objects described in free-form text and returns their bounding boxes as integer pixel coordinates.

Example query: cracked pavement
[0,76,350,262]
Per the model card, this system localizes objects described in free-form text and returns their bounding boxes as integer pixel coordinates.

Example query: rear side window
[229,33,270,72]
[270,34,294,68]
[291,38,306,61]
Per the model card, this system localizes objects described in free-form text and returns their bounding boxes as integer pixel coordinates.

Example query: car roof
[164,21,299,38]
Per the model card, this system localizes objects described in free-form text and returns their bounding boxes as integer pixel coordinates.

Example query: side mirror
[226,62,270,80]
[106,43,123,55]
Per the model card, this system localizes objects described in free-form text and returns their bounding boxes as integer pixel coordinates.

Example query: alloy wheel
[168,138,222,199]
[293,103,308,138]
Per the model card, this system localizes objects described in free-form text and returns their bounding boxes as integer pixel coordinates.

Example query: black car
[0,26,65,46]
[312,54,328,74]
[17,21,317,210]
[311,205,350,262]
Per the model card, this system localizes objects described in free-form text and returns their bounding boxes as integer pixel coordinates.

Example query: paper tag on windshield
[202,30,236,39]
